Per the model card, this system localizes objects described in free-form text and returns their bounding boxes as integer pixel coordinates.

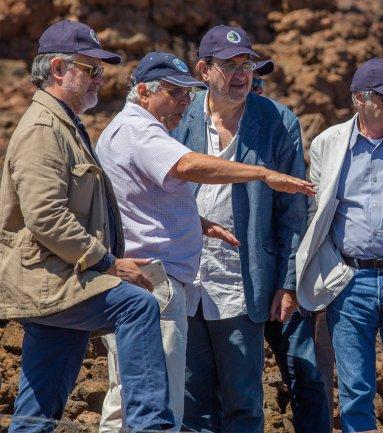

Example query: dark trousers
[265,311,330,433]
[9,282,174,432]
[183,304,264,433]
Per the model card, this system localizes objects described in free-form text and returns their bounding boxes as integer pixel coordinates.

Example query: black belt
[342,254,383,269]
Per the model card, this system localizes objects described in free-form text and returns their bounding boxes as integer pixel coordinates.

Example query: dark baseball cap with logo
[198,25,260,60]
[350,57,383,95]
[131,52,206,88]
[38,20,121,64]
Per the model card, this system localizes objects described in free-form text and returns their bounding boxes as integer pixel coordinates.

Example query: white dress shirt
[185,93,247,320]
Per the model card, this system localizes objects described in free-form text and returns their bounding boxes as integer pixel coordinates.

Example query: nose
[180,92,192,106]
[233,66,247,76]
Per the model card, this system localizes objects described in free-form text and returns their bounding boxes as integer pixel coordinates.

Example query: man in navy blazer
[172,25,329,433]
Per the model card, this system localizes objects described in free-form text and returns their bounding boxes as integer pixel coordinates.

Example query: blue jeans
[183,304,264,433]
[9,281,175,432]
[327,268,383,432]
[265,311,330,433]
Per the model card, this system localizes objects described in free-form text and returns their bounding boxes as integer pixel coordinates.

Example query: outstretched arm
[169,151,315,196]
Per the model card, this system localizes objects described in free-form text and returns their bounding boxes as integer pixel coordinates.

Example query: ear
[51,57,65,82]
[137,82,151,102]
[353,92,365,107]
[196,60,210,82]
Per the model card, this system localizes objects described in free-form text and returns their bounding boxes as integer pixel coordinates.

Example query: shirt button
[372,202,378,207]
[372,177,378,182]
[373,230,378,236]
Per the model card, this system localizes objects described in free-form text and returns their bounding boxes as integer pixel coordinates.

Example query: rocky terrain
[1,0,383,431]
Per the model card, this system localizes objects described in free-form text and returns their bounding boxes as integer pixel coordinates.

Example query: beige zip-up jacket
[0,90,124,319]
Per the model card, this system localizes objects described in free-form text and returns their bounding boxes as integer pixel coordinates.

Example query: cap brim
[350,85,383,95]
[205,47,259,60]
[255,59,274,76]
[162,74,206,89]
[79,48,121,64]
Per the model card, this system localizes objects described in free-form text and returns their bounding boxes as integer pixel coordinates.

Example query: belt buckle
[353,257,360,268]
[374,258,383,268]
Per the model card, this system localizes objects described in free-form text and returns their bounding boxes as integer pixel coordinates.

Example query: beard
[62,79,98,114]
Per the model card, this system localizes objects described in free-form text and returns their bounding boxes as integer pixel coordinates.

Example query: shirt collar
[350,115,383,149]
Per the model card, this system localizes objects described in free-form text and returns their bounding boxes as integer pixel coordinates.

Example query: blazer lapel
[319,116,356,205]
[237,95,262,162]
[187,93,207,154]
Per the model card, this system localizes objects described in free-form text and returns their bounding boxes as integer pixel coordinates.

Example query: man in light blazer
[297,57,383,433]
[172,25,329,433]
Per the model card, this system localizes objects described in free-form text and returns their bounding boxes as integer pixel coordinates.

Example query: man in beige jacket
[0,20,175,433]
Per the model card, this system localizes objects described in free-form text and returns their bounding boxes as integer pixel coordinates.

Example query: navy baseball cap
[350,57,383,95]
[38,20,121,64]
[131,52,206,88]
[255,59,274,76]
[198,25,259,59]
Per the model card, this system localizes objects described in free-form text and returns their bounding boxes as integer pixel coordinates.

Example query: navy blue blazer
[171,91,307,322]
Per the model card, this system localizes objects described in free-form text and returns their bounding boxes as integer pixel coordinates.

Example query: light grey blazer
[296,116,358,311]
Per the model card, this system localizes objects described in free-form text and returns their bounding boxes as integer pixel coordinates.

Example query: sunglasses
[68,60,104,79]
[160,86,196,102]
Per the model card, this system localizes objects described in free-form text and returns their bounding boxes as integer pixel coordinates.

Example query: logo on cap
[173,58,189,73]
[89,29,100,45]
[226,31,241,44]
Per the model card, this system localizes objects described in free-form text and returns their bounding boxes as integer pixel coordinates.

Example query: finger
[224,231,240,246]
[280,306,291,323]
[140,275,154,292]
[269,298,279,321]
[295,184,316,196]
[134,258,152,266]
[217,229,241,246]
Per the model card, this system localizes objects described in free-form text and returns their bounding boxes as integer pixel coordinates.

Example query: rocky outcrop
[1,0,383,431]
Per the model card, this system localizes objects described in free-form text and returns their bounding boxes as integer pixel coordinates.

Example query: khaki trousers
[99,277,188,432]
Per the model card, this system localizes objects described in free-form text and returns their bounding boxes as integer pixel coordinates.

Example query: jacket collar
[32,90,77,128]
[187,92,207,154]
[237,93,262,161]
[186,91,263,161]
[32,90,98,164]
[320,115,356,201]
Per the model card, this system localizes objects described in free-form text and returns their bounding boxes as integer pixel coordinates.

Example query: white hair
[351,90,376,107]
[126,80,162,103]
[31,53,76,89]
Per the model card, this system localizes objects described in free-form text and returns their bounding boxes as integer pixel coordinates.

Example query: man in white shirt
[96,51,315,432]
[173,25,330,433]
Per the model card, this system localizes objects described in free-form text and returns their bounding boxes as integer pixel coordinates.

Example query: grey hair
[351,90,376,107]
[31,53,76,89]
[126,80,161,104]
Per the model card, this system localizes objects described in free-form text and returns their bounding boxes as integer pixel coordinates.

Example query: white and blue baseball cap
[131,52,206,88]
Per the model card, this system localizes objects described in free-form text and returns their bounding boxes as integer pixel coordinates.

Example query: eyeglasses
[160,86,196,102]
[68,60,104,79]
[211,61,256,74]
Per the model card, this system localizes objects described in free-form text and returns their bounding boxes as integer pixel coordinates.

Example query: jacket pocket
[21,245,51,266]
[317,236,345,289]
[262,239,277,255]
[68,163,102,216]
[307,235,347,298]
[20,238,51,266]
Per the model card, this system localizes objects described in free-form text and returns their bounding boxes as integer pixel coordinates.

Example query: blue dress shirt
[331,117,383,258]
